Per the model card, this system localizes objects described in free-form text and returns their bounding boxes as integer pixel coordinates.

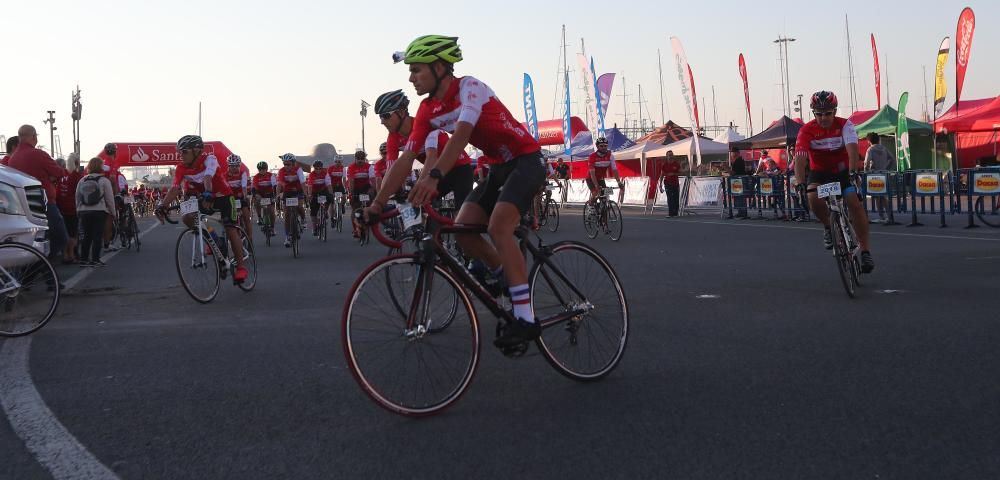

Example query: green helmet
[403,35,462,65]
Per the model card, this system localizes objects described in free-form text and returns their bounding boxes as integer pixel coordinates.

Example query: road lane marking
[633,217,1000,242]
[0,337,119,479]
[64,221,160,291]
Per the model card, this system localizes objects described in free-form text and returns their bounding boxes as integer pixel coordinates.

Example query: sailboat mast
[845,15,859,113]
[658,49,667,124]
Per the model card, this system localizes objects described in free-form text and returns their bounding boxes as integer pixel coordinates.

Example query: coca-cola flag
[738,54,752,133]
[955,7,975,108]
[871,34,881,107]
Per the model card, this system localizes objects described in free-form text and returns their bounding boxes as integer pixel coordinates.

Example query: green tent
[855,105,934,170]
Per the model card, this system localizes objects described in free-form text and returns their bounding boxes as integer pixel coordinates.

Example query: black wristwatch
[428,168,443,180]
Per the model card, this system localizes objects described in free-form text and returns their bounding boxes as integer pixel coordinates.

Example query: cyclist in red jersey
[306,160,334,236]
[251,161,277,228]
[794,91,874,273]
[347,150,375,237]
[224,154,253,243]
[276,153,306,247]
[373,142,389,194]
[586,137,623,204]
[155,135,248,283]
[365,35,546,348]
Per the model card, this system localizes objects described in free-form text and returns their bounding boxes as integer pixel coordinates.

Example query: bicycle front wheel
[129,215,141,252]
[975,196,1000,227]
[235,227,257,292]
[830,212,856,298]
[343,255,480,417]
[607,201,623,241]
[545,200,560,233]
[583,203,599,239]
[530,241,628,381]
[0,243,60,337]
[175,229,220,303]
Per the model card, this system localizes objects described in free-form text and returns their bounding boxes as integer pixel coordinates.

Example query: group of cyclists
[143,33,875,351]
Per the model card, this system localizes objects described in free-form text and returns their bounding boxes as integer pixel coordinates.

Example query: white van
[0,165,50,255]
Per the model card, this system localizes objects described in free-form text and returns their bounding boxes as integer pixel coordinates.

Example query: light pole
[71,86,82,156]
[793,94,805,121]
[360,100,370,153]
[43,111,57,157]
[774,36,796,118]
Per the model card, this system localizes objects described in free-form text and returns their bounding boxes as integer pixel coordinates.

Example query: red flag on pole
[688,65,700,133]
[955,7,976,108]
[739,54,752,133]
[871,34,881,108]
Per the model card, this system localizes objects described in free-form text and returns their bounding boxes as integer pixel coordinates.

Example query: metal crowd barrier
[860,171,899,225]
[961,167,1000,228]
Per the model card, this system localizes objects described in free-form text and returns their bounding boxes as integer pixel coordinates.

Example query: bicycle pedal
[499,342,530,358]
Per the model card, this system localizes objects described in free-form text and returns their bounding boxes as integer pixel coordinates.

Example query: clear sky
[2,0,996,167]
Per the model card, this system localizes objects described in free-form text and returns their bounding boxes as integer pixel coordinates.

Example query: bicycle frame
[0,265,21,295]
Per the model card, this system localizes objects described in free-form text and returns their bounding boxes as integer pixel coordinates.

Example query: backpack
[79,176,103,206]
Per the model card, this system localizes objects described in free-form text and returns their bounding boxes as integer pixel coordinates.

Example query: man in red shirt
[306,160,334,236]
[794,90,874,273]
[661,151,682,217]
[586,137,622,205]
[56,153,84,263]
[8,125,69,259]
[346,150,374,238]
[156,135,248,283]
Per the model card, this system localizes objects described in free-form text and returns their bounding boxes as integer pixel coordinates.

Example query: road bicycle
[332,192,345,233]
[119,195,142,252]
[283,194,304,258]
[0,243,60,336]
[583,186,623,241]
[817,181,864,298]
[315,194,330,242]
[343,203,629,416]
[258,196,277,247]
[164,199,257,303]
[536,183,561,233]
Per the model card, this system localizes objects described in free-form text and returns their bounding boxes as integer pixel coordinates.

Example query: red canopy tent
[97,141,234,170]
[934,97,1000,168]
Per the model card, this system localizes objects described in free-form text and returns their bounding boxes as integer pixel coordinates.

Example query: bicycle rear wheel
[0,243,60,337]
[830,212,856,298]
[607,201,623,241]
[545,200,560,233]
[129,215,141,252]
[975,196,1000,227]
[320,211,328,242]
[235,227,257,292]
[583,203,599,239]
[530,241,628,381]
[175,229,220,303]
[343,256,479,416]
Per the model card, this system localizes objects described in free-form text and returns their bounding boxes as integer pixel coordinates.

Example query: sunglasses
[813,110,836,117]
[379,112,396,120]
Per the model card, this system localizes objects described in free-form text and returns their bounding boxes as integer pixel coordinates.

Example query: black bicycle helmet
[176,135,204,151]
[104,143,117,155]
[374,90,410,115]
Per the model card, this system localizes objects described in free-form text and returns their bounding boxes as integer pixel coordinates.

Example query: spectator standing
[1,137,17,165]
[662,150,682,217]
[76,158,116,267]
[57,153,84,263]
[863,133,895,222]
[8,125,69,259]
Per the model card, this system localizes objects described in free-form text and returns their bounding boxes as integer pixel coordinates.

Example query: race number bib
[180,198,199,215]
[318,195,328,204]
[817,182,842,199]
[359,194,370,203]
[285,197,299,207]
[234,199,242,209]
[260,198,272,206]
[399,202,421,230]
[334,192,344,200]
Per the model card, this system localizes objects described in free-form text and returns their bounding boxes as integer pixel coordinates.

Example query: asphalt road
[2,207,1000,479]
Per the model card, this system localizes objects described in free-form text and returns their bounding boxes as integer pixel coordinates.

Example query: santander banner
[99,141,233,169]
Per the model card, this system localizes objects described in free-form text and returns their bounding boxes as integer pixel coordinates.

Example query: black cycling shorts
[438,164,474,208]
[350,184,373,210]
[585,177,608,192]
[189,195,237,226]
[310,192,333,213]
[465,152,546,215]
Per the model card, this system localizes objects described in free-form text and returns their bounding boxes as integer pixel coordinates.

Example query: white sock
[509,284,534,323]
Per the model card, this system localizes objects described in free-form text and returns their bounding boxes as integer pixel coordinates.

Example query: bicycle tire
[129,215,141,252]
[320,209,328,242]
[175,229,220,303]
[830,212,856,298]
[0,243,60,337]
[583,203,599,239]
[530,241,628,381]
[288,208,300,258]
[343,255,480,417]
[234,227,257,292]
[975,196,1000,228]
[545,200,560,233]
[607,201,623,241]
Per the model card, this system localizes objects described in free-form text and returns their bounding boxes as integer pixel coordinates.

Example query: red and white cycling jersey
[385,131,406,169]
[587,151,617,180]
[252,172,278,196]
[406,76,539,163]
[173,153,233,197]
[424,129,472,167]
[307,167,332,190]
[327,163,346,184]
[277,166,306,193]
[225,169,249,198]
[794,117,859,174]
[346,162,374,190]
[373,158,387,179]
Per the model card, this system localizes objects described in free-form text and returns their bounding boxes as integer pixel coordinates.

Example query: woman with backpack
[76,157,117,267]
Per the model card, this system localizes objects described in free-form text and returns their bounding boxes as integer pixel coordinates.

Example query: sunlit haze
[3,0,996,169]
